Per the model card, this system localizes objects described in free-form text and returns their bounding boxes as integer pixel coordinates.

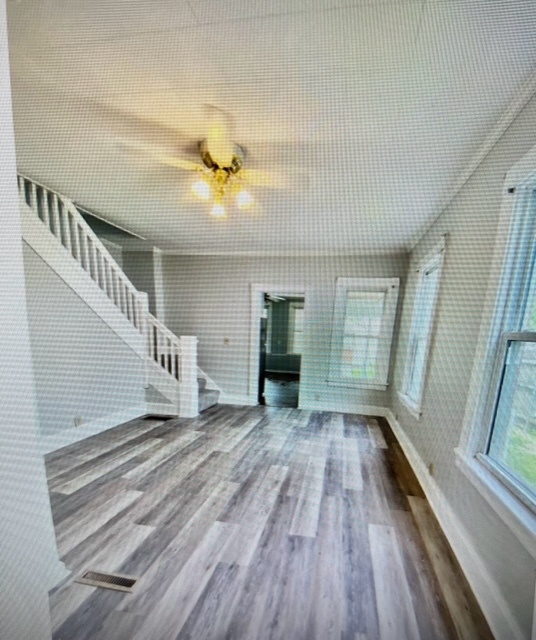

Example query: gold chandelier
[190,140,253,218]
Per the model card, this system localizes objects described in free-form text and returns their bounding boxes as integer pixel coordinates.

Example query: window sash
[483,332,536,509]
[402,247,444,410]
[474,187,536,507]
[329,277,399,388]
[288,303,304,354]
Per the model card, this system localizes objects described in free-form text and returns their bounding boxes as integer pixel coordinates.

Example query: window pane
[344,291,385,336]
[404,259,441,404]
[407,337,427,401]
[341,336,379,380]
[522,252,536,330]
[488,340,536,496]
[414,266,440,338]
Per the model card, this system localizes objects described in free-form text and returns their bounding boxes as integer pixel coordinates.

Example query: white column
[0,4,66,638]
[179,336,199,418]
[138,292,150,389]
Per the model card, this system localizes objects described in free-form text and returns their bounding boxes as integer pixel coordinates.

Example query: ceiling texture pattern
[7,0,536,254]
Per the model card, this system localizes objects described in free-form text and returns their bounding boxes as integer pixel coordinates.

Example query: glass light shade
[211,203,226,218]
[236,189,253,209]
[191,179,211,200]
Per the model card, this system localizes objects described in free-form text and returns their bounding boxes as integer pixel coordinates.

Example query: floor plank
[45,407,490,640]
[408,496,494,640]
[369,523,421,640]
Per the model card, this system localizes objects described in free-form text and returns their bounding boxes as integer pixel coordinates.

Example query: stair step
[199,389,219,413]
[197,377,207,391]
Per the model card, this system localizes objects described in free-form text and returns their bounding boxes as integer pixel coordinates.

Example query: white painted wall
[122,248,166,320]
[391,93,536,639]
[0,2,64,636]
[163,253,408,411]
[23,244,146,438]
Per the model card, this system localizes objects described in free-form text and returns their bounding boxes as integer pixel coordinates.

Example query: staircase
[17,173,220,419]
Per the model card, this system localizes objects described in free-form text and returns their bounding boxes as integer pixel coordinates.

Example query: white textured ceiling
[7,0,536,254]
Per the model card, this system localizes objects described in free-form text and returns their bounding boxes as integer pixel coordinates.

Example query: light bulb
[211,203,226,218]
[236,189,253,209]
[191,179,211,201]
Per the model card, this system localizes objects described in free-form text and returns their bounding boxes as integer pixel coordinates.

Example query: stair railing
[146,312,182,380]
[146,314,199,416]
[18,173,200,414]
[18,173,145,333]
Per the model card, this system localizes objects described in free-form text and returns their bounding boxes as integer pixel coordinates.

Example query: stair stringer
[20,200,145,356]
[146,358,180,408]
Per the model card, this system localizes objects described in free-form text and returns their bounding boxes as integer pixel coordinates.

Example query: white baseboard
[385,410,526,640]
[145,402,178,418]
[298,399,390,417]
[219,393,257,407]
[49,561,71,590]
[41,406,148,454]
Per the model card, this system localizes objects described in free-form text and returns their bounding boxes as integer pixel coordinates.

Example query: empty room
[1,0,535,639]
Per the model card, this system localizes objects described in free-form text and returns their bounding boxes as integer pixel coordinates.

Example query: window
[400,242,444,416]
[329,277,399,390]
[288,303,304,354]
[476,185,536,510]
[483,190,536,506]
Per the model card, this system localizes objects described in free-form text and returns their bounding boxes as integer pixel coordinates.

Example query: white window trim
[399,239,445,419]
[328,277,400,391]
[457,150,536,559]
[288,302,304,355]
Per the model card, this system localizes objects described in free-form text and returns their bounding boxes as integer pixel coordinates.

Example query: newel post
[179,335,199,418]
[138,292,150,389]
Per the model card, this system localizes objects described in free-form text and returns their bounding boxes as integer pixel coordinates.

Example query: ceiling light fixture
[236,189,253,209]
[210,202,226,218]
[191,178,211,200]
[192,140,254,217]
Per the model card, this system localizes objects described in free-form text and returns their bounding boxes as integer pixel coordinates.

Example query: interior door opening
[258,293,304,408]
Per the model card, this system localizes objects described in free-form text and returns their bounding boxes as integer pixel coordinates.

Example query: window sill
[455,448,536,560]
[327,379,388,392]
[397,391,422,420]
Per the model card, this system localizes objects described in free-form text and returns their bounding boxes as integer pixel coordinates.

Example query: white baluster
[179,336,199,417]
[138,293,150,388]
[80,228,91,273]
[105,258,112,298]
[148,320,156,361]
[97,252,106,293]
[59,201,73,254]
[167,337,172,374]
[125,286,133,321]
[29,181,38,213]
[131,291,137,326]
[71,219,81,263]
[129,291,137,327]
[89,238,98,283]
[118,280,126,315]
[109,268,117,306]
[38,188,50,228]
[171,340,178,379]
[51,194,61,239]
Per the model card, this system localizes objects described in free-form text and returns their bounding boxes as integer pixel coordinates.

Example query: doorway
[259,293,304,407]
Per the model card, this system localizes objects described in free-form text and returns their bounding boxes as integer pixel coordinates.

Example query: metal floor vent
[76,570,138,593]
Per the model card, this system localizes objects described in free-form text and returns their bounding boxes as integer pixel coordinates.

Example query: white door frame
[248,283,307,401]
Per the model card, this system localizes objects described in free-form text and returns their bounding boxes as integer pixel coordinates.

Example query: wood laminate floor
[45,406,492,640]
